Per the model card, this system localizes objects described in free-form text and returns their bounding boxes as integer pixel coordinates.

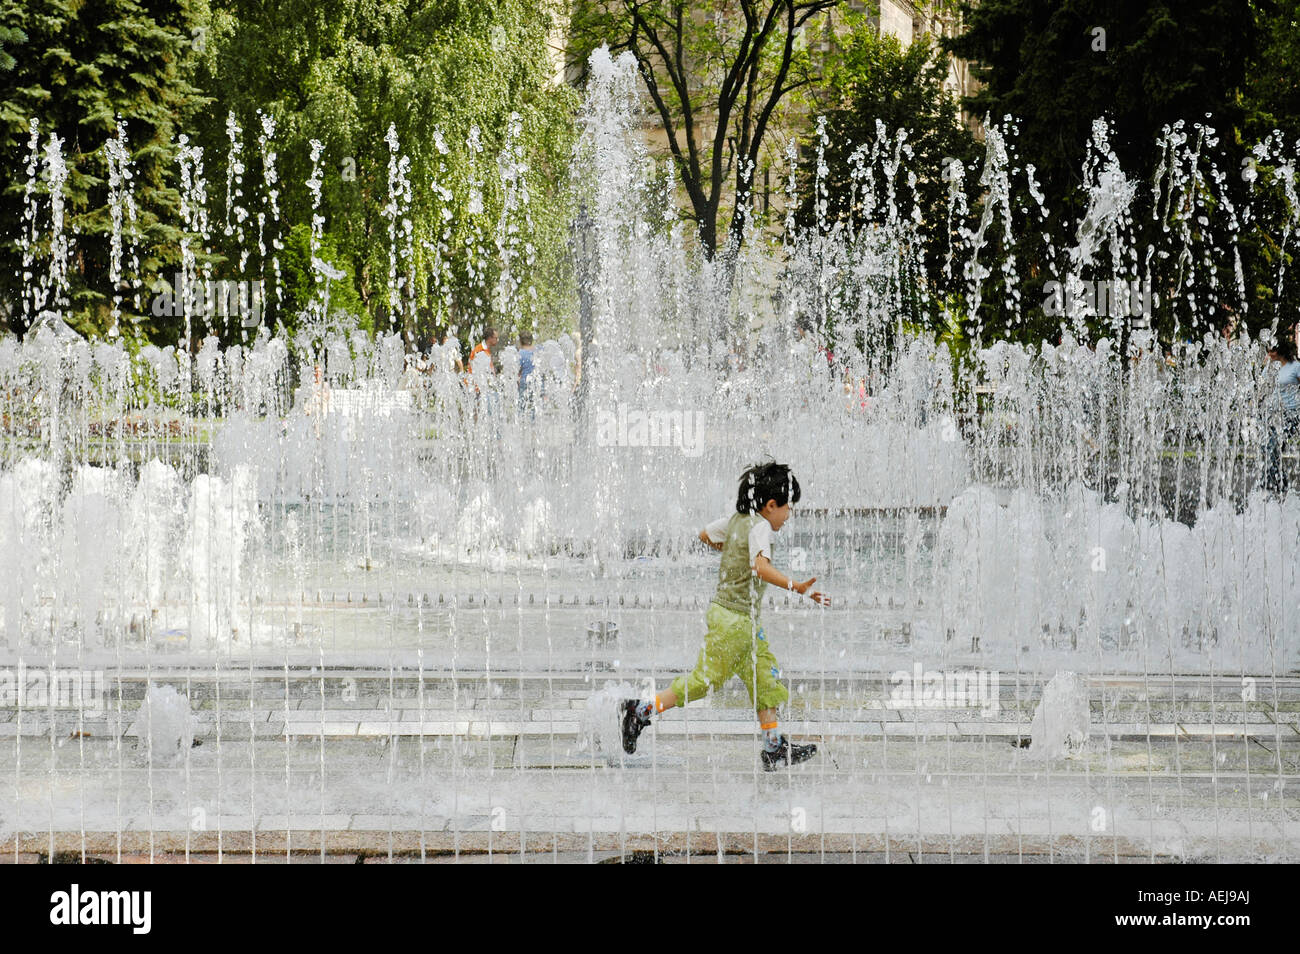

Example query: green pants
[668,602,789,711]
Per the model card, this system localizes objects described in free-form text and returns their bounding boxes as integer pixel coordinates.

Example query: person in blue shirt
[517,331,536,413]
[1262,331,1300,494]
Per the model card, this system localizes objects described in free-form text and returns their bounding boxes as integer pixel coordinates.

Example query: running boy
[622,461,828,770]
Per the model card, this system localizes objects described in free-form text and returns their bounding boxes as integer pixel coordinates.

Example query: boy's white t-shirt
[703,514,772,568]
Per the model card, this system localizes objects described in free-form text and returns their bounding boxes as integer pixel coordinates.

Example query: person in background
[1220,303,1239,343]
[517,330,536,407]
[438,329,464,374]
[464,327,497,398]
[1262,329,1300,495]
[469,327,497,372]
[412,334,434,374]
[404,335,435,404]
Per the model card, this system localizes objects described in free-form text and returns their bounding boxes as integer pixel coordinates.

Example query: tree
[570,0,841,258]
[0,0,209,340]
[942,0,1296,344]
[192,0,579,348]
[2,0,579,347]
[1244,0,1300,145]
[799,21,980,288]
[945,0,1256,215]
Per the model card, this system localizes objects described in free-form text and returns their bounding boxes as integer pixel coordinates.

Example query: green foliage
[0,22,24,72]
[3,0,578,348]
[277,222,366,325]
[946,0,1255,207]
[193,0,579,346]
[942,0,1300,345]
[798,20,980,322]
[0,0,209,339]
[6,0,1296,355]
[1244,0,1300,145]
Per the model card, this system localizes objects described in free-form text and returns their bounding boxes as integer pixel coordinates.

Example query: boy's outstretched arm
[698,528,724,552]
[753,555,829,605]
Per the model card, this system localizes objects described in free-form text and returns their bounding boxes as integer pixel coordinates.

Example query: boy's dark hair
[736,461,801,514]
[519,331,533,346]
[1272,331,1298,363]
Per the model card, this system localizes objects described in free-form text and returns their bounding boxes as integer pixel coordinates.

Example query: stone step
[5,708,1296,741]
[260,718,1300,741]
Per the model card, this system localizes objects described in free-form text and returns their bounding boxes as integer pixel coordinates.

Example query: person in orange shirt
[464,327,498,390]
[469,327,497,366]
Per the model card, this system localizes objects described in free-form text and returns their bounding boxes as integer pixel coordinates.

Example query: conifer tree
[0,0,209,340]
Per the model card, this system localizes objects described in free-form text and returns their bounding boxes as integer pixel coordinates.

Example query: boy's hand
[698,529,724,552]
[793,577,830,606]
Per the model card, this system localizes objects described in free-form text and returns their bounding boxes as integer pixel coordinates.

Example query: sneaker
[621,700,651,754]
[761,735,817,771]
